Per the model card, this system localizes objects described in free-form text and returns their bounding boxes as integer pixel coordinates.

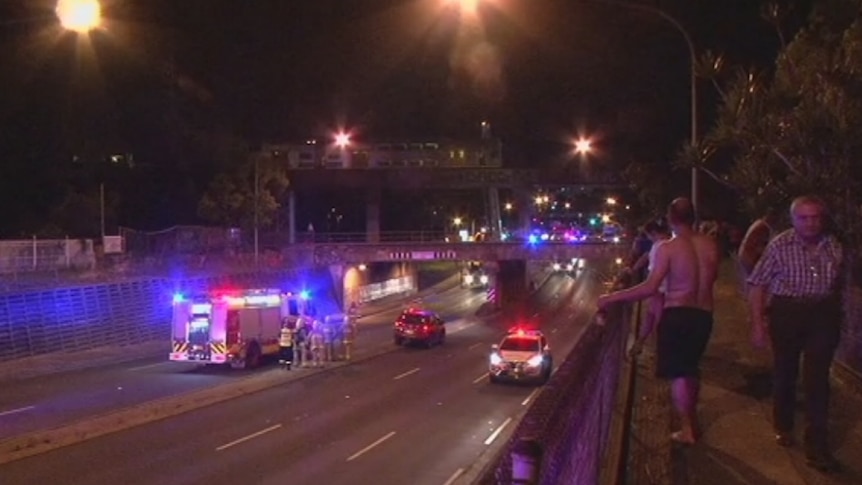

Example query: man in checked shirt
[748,195,844,473]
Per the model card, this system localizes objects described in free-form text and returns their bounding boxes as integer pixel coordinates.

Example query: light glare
[56,0,102,34]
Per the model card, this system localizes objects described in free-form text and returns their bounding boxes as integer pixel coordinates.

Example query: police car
[488,327,553,385]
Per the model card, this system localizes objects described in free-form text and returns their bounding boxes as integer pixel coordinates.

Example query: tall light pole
[55,1,105,237]
[581,0,698,217]
[253,156,260,268]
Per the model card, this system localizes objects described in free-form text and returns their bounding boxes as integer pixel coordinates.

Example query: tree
[681,0,862,241]
[197,153,291,230]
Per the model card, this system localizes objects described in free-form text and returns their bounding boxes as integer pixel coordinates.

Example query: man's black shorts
[655,307,713,379]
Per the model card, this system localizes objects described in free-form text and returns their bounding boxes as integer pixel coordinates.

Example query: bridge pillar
[366,188,381,243]
[287,190,296,245]
[328,264,346,311]
[496,260,528,312]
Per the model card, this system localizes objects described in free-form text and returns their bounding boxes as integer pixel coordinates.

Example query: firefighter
[294,319,309,367]
[309,320,325,368]
[342,316,357,361]
[278,321,294,370]
[322,319,335,362]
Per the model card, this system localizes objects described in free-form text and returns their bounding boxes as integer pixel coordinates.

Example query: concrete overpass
[298,241,625,265]
[282,241,627,311]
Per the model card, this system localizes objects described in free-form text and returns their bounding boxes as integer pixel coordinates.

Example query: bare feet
[671,430,697,445]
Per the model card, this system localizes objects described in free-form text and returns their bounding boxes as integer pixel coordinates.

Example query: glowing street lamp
[448,0,481,15]
[574,137,592,155]
[56,0,102,34]
[504,202,513,211]
[606,197,617,206]
[334,132,351,149]
[453,217,463,227]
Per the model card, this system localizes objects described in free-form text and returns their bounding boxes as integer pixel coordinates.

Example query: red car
[393,309,446,348]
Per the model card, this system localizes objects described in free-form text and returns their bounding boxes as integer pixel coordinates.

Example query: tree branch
[771,148,802,176]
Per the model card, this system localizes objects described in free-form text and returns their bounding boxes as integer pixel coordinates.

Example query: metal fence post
[32,235,37,270]
[65,236,71,268]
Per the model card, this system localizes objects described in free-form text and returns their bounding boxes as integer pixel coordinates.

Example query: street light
[574,137,593,155]
[55,0,101,34]
[334,131,351,149]
[581,0,698,217]
[54,0,104,238]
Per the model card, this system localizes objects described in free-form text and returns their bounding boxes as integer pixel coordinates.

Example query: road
[0,278,463,441]
[0,266,605,485]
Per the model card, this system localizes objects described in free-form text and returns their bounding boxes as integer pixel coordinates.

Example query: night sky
[0,0,814,234]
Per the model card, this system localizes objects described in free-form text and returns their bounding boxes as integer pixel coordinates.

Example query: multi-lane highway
[0,265,605,485]
[0,277,464,441]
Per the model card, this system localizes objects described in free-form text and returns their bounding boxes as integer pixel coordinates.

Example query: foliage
[685,0,862,243]
[197,153,291,230]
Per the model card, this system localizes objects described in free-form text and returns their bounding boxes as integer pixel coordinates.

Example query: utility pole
[99,182,106,239]
[254,157,260,268]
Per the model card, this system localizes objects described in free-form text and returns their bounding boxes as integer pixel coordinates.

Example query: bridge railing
[290,231,448,244]
[474,276,633,485]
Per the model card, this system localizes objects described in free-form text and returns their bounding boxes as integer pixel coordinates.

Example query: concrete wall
[0,270,301,363]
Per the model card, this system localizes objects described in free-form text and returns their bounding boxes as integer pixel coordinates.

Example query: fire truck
[169,288,317,369]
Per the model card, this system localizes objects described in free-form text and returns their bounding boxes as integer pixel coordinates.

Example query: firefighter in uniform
[294,319,308,367]
[342,316,357,361]
[322,319,335,362]
[278,321,294,370]
[309,320,325,368]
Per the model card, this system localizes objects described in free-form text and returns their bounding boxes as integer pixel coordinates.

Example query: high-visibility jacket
[279,327,294,347]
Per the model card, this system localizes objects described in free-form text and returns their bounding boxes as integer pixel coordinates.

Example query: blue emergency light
[172,293,185,304]
[299,290,311,300]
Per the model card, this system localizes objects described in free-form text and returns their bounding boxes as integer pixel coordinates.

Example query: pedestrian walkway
[628,259,862,485]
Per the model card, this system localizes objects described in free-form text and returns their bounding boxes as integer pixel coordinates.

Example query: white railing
[0,237,96,274]
[357,276,413,303]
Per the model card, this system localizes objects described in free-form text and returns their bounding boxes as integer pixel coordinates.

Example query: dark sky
[0,0,815,232]
[0,1,813,161]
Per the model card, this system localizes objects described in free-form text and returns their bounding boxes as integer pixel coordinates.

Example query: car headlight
[490,353,503,365]
[552,263,561,271]
[527,354,544,367]
[479,275,489,284]
[464,274,474,284]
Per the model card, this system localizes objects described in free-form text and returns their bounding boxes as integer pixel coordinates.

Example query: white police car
[488,327,553,385]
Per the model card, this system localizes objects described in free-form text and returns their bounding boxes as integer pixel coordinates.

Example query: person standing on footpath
[737,207,780,295]
[747,195,844,473]
[599,198,718,445]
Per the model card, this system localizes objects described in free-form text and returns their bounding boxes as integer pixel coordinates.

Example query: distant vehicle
[488,327,553,384]
[462,261,490,289]
[393,308,446,348]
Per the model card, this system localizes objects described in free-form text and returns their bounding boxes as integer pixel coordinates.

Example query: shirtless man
[599,197,719,444]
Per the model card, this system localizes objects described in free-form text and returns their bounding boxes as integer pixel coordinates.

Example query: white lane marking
[484,417,513,445]
[473,373,487,384]
[216,424,282,451]
[522,389,539,406]
[346,431,396,462]
[127,361,172,371]
[468,342,483,350]
[393,368,421,380]
[0,405,35,417]
[442,467,465,485]
[551,328,558,334]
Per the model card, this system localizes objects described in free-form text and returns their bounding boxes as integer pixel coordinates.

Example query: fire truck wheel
[244,343,262,370]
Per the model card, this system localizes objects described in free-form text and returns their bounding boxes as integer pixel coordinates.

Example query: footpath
[0,275,460,384]
[628,259,862,485]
